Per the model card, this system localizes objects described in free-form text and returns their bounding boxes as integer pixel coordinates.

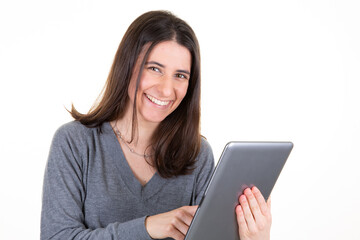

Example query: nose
[157,74,173,97]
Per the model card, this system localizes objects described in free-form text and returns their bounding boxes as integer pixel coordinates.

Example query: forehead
[146,41,191,70]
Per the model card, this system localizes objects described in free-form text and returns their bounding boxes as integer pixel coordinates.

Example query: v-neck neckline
[103,122,167,200]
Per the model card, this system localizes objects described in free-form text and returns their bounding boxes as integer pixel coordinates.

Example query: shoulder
[55,121,93,137]
[199,137,213,157]
[50,121,105,154]
[53,121,98,143]
[194,137,215,173]
[48,121,107,167]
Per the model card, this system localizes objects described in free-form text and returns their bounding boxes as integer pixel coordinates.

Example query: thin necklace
[112,124,153,158]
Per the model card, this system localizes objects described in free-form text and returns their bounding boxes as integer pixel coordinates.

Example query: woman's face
[128,41,191,125]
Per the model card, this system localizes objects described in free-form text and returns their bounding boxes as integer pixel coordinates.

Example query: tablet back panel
[184,142,293,240]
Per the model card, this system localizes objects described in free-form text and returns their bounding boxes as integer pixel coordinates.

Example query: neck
[113,105,158,151]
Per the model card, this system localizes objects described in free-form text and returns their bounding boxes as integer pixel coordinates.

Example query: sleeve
[193,139,215,205]
[40,124,152,240]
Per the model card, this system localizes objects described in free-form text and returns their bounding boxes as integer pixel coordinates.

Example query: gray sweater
[41,121,214,239]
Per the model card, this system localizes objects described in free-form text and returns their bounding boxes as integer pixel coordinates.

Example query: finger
[178,206,198,226]
[244,188,263,222]
[181,205,198,217]
[171,217,189,238]
[168,225,185,240]
[267,196,272,213]
[239,193,257,232]
[235,204,248,236]
[252,186,269,216]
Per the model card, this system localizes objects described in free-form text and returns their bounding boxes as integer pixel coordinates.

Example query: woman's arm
[145,205,198,240]
[144,138,215,240]
[41,125,152,240]
[236,187,272,240]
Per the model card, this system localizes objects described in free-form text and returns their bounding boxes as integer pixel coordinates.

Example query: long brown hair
[70,10,202,178]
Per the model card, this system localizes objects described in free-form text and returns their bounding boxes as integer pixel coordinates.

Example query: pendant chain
[112,124,153,158]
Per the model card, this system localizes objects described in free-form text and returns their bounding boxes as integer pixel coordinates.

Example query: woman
[41,10,271,240]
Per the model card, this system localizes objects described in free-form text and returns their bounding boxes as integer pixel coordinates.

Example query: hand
[145,205,198,240]
[235,187,272,240]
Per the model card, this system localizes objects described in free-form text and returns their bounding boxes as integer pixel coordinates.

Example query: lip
[144,93,173,108]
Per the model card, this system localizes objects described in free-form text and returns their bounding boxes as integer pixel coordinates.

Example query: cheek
[134,71,151,94]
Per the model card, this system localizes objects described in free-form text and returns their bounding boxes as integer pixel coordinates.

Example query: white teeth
[145,94,170,106]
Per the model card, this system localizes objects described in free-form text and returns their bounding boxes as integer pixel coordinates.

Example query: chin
[140,112,169,124]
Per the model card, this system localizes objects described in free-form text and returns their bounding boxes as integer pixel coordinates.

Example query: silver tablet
[185,141,293,240]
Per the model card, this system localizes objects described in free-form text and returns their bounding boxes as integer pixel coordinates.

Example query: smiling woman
[128,41,191,125]
[41,10,272,240]
[68,11,202,179]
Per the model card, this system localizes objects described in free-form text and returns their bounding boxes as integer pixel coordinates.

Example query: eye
[175,73,188,80]
[148,66,161,73]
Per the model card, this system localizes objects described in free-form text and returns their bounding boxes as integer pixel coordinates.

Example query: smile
[145,94,172,106]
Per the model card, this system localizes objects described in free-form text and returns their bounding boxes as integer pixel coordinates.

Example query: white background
[0,0,359,239]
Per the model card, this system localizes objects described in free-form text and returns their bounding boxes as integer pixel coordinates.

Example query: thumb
[267,196,272,212]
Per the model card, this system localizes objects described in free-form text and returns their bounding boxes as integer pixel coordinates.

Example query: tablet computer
[184,141,293,240]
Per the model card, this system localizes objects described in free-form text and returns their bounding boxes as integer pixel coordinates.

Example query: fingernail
[240,195,247,202]
[245,188,252,194]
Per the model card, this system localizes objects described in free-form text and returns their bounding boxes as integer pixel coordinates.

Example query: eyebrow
[145,61,191,75]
